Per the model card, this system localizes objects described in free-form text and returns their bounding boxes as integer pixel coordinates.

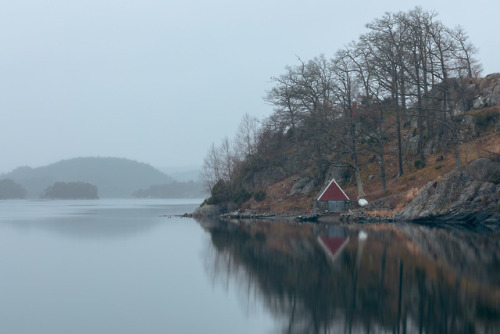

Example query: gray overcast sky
[1,0,498,174]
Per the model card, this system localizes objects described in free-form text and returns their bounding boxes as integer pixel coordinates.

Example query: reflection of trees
[199,219,500,334]
[203,220,338,333]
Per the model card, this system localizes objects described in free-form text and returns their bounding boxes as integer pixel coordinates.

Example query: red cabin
[316,178,350,212]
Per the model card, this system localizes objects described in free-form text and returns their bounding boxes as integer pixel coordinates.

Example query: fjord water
[1,200,499,333]
[0,199,274,334]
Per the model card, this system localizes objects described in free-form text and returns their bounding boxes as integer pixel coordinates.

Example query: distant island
[42,182,99,200]
[0,179,27,199]
[0,157,173,198]
[0,157,204,199]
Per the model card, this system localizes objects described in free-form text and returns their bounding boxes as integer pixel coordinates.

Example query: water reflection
[0,200,196,239]
[198,218,500,333]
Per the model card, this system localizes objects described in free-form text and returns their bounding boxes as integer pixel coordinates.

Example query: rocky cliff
[395,158,500,226]
[473,73,500,109]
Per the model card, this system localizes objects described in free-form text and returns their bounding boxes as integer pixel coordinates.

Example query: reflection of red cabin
[318,227,350,262]
[317,178,350,212]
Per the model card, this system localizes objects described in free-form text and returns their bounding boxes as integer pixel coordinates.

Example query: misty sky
[1,0,498,174]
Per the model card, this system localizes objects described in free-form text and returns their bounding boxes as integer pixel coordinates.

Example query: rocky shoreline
[191,204,499,231]
[192,158,500,232]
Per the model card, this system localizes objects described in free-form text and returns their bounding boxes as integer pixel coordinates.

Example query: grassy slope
[243,106,500,216]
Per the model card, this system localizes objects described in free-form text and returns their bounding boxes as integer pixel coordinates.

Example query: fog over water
[2,200,498,333]
[1,0,498,173]
[0,199,275,334]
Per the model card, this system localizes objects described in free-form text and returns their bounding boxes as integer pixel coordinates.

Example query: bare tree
[254,7,483,199]
[344,41,393,193]
[200,135,241,195]
[364,11,410,176]
[265,73,302,141]
[201,143,223,193]
[331,49,366,198]
[266,56,337,180]
[235,113,260,159]
[448,26,482,80]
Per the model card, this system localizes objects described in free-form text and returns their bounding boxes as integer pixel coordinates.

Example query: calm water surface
[1,199,499,333]
[0,199,274,334]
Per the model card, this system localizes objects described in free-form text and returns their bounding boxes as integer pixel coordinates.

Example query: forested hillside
[200,7,499,214]
[0,157,173,198]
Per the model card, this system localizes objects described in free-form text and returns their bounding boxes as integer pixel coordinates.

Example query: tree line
[202,7,483,203]
[42,182,99,199]
[0,179,27,199]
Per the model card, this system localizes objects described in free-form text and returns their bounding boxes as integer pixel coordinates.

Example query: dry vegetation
[247,106,499,216]
[201,9,498,220]
[243,176,316,214]
[348,106,499,215]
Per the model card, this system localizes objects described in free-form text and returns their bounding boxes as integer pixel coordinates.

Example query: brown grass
[246,176,316,214]
[245,106,499,215]
[365,186,423,217]
[349,107,499,214]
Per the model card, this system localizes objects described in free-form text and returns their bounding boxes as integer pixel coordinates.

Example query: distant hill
[0,157,174,198]
[160,166,201,182]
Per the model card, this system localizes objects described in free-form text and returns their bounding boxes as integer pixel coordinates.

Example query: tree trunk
[379,145,387,193]
[414,51,426,164]
[355,167,365,199]
[451,121,462,167]
[349,117,365,199]
[353,156,365,200]
[397,65,405,176]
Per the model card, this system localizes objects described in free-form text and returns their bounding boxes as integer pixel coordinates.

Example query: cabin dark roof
[317,178,350,201]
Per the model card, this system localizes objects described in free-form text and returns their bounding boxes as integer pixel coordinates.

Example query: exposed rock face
[473,73,500,109]
[192,204,224,218]
[395,158,500,224]
[289,176,315,196]
[416,73,499,115]
[241,166,287,191]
